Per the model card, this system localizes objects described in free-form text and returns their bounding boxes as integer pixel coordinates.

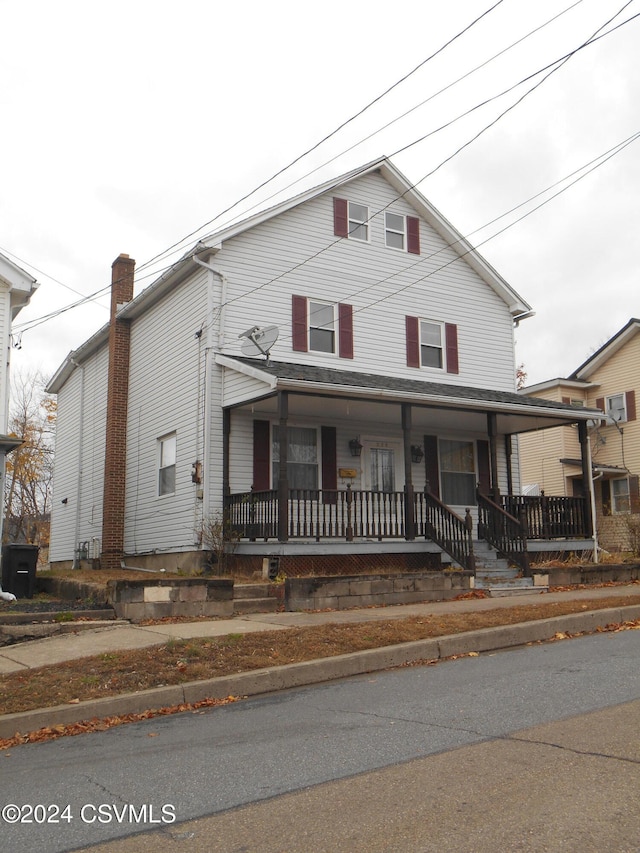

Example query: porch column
[487,412,500,501]
[277,391,289,542]
[222,408,230,499]
[578,421,594,537]
[505,434,514,495]
[402,403,415,541]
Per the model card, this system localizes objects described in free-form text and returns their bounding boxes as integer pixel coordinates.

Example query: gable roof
[570,318,640,380]
[194,156,532,319]
[48,156,532,392]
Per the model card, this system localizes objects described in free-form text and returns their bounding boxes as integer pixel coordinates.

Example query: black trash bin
[1,544,39,599]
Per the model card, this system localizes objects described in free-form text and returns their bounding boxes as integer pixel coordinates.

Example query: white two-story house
[47,158,599,576]
[0,251,38,544]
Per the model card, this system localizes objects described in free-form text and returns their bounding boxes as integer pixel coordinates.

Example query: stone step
[233,583,275,600]
[233,597,279,614]
[474,576,548,597]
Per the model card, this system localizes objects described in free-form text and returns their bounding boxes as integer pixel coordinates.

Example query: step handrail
[423,488,475,573]
[476,490,530,576]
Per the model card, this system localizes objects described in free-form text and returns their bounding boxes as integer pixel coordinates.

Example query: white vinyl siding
[125,269,209,554]
[48,348,109,562]
[217,170,517,393]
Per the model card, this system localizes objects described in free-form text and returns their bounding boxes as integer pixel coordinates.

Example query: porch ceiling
[217,355,601,436]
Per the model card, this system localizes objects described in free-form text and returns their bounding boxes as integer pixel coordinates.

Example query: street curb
[1,604,639,740]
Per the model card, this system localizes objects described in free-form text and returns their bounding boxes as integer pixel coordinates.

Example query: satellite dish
[239,325,279,361]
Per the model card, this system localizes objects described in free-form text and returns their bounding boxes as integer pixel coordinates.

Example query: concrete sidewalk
[1,583,640,740]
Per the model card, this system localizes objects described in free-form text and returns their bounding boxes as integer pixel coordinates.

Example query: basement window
[158,433,177,496]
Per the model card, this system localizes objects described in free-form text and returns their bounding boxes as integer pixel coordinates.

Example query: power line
[134,0,508,276]
[216,4,639,315]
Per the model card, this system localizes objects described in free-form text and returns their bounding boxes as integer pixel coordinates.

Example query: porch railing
[225,487,406,541]
[421,490,475,573]
[477,490,530,576]
[502,494,588,539]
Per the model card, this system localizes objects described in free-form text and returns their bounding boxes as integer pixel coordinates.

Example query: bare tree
[3,370,56,545]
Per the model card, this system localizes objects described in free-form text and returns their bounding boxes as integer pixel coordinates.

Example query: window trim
[272,424,319,491]
[611,476,630,513]
[308,299,337,354]
[606,393,627,424]
[384,212,406,251]
[347,201,369,242]
[158,432,177,497]
[420,319,445,371]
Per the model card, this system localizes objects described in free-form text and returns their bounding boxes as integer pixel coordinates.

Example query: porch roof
[217,356,601,434]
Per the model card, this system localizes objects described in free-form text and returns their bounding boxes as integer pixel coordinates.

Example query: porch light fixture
[349,438,363,457]
[411,445,424,464]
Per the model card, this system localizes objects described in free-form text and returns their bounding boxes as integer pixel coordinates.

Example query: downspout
[71,359,85,569]
[192,253,227,517]
[586,434,599,564]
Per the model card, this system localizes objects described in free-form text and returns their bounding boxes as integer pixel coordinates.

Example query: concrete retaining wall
[544,562,640,587]
[285,571,472,611]
[106,578,234,622]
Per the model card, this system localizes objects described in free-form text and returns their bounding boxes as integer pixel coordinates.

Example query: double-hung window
[347,202,369,241]
[158,433,176,496]
[272,426,318,491]
[308,301,336,353]
[406,316,458,374]
[420,320,444,369]
[612,477,630,513]
[385,212,406,250]
[440,439,475,505]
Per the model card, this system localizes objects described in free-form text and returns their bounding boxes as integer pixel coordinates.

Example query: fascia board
[377,162,532,317]
[573,320,640,380]
[275,375,600,423]
[216,353,278,389]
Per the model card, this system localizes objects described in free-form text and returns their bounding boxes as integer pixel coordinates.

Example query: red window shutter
[476,440,491,496]
[338,303,354,359]
[321,426,337,503]
[333,197,348,237]
[601,479,611,516]
[595,397,605,414]
[291,295,308,352]
[253,420,271,492]
[407,216,420,255]
[424,435,440,498]
[445,323,459,374]
[626,390,636,421]
[406,316,420,368]
[561,396,571,405]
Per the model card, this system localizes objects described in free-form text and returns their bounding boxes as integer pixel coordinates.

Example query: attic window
[347,202,369,241]
[385,213,420,254]
[333,198,368,241]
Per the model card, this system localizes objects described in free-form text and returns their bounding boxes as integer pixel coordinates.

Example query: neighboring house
[520,318,640,553]
[47,158,600,576]
[0,252,38,544]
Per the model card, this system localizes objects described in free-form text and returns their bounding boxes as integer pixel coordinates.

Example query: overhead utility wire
[13,4,634,339]
[193,1,585,244]
[134,0,506,275]
[217,5,638,315]
[8,1,584,335]
[269,129,640,348]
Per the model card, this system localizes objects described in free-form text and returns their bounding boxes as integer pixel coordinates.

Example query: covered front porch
[219,357,600,574]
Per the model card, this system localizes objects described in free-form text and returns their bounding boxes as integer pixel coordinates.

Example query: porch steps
[472,541,516,578]
[233,582,280,614]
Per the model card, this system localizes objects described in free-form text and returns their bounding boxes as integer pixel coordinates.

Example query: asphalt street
[1,629,638,853]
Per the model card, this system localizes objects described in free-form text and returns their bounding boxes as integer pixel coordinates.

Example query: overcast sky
[2,0,638,390]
